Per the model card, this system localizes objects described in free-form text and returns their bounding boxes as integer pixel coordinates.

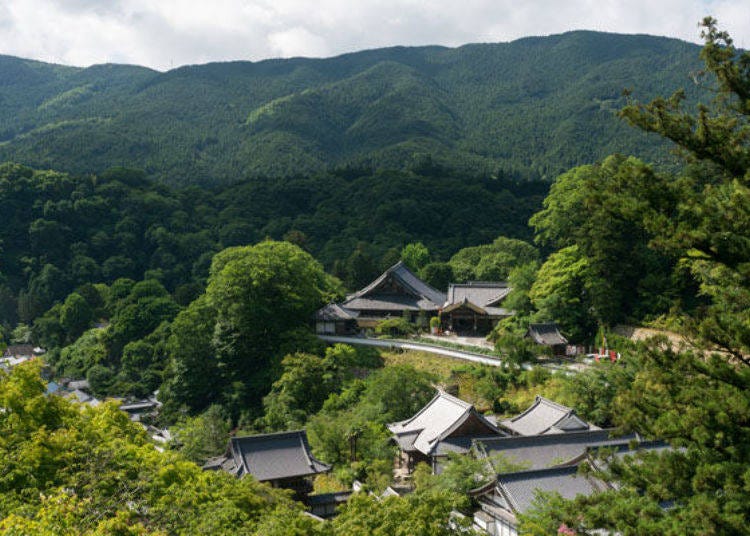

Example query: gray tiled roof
[500,396,598,436]
[216,430,330,482]
[344,261,446,312]
[314,303,358,320]
[474,429,638,470]
[388,391,502,456]
[446,282,511,308]
[432,435,476,456]
[526,323,568,346]
[4,344,35,357]
[497,465,609,513]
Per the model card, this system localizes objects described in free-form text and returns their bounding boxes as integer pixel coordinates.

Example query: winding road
[317,335,505,367]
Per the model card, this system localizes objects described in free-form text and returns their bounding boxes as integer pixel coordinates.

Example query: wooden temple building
[203,430,330,499]
[387,391,503,473]
[387,392,663,536]
[315,262,517,336]
[441,282,513,334]
[335,261,446,329]
[525,323,568,356]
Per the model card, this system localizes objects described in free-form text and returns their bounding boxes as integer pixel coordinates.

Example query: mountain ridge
[0,31,706,184]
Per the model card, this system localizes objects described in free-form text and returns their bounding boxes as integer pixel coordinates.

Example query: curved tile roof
[207,430,330,482]
[344,261,446,311]
[500,396,599,436]
[388,391,502,455]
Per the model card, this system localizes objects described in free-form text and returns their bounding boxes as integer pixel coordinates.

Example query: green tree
[160,295,220,414]
[171,404,231,463]
[59,292,93,342]
[528,245,594,341]
[523,19,750,535]
[530,155,679,326]
[419,262,454,291]
[192,241,337,416]
[401,242,431,272]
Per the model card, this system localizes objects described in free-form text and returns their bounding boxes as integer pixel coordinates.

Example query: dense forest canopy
[2,15,750,536]
[0,162,544,330]
[0,31,706,185]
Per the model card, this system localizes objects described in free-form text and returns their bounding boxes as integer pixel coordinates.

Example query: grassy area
[380,349,466,382]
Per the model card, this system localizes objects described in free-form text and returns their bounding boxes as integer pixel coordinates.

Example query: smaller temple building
[314,303,359,335]
[525,323,568,356]
[204,430,330,499]
[442,282,513,334]
[499,395,599,436]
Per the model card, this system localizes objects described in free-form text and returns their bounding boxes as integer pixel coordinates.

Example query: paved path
[317,335,504,367]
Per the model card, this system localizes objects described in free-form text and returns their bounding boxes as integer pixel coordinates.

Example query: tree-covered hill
[0,31,705,185]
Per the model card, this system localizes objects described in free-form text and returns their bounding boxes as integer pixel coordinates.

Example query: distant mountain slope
[0,31,705,184]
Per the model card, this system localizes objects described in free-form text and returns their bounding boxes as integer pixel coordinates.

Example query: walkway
[317,335,504,367]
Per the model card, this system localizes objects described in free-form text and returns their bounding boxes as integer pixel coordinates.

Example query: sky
[0,0,748,71]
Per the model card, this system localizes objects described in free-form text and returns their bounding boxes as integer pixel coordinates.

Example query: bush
[375,317,415,337]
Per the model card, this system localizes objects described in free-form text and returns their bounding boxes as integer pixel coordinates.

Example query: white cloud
[0,0,746,70]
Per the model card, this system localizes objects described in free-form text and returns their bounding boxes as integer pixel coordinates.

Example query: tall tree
[522,18,750,535]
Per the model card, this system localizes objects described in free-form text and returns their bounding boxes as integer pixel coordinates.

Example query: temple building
[441,282,513,334]
[203,430,330,499]
[387,390,504,473]
[471,440,668,536]
[525,323,568,356]
[338,261,446,329]
[499,395,599,436]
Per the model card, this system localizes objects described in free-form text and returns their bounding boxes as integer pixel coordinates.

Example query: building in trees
[500,395,598,436]
[470,440,668,536]
[338,261,445,329]
[441,282,513,334]
[313,303,359,335]
[387,390,504,473]
[525,323,568,356]
[203,429,330,499]
[472,464,609,536]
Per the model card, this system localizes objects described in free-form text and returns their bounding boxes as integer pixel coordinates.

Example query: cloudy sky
[1,0,748,71]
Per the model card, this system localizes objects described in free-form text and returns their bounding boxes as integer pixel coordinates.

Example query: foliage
[375,317,416,337]
[449,236,539,282]
[419,262,454,290]
[171,404,232,464]
[401,242,431,272]
[530,154,683,332]
[161,241,338,419]
[261,344,382,431]
[521,18,750,534]
[528,245,595,341]
[307,365,435,486]
[329,488,469,536]
[0,361,307,535]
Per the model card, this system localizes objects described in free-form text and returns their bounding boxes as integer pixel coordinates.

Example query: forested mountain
[0,31,704,185]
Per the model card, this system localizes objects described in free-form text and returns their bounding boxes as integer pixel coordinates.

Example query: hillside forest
[0,31,706,184]
[1,17,749,536]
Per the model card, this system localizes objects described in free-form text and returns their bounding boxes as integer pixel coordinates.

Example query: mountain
[0,31,705,185]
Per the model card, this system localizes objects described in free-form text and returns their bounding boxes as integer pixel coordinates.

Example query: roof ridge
[435,389,473,409]
[498,463,581,479]
[536,395,575,413]
[475,428,624,448]
[233,429,307,441]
